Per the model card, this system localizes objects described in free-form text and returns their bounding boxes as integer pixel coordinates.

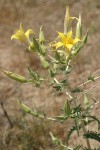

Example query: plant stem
[78,75,100,88]
[67,83,91,149]
[81,117,91,149]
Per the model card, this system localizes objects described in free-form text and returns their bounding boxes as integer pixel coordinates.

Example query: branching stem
[78,75,100,88]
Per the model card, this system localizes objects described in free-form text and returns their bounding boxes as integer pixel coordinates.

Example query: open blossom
[11,23,34,46]
[55,30,81,51]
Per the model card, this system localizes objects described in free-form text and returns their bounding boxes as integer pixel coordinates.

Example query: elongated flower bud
[64,6,69,34]
[39,26,45,44]
[1,69,28,83]
[18,101,31,113]
[76,14,82,39]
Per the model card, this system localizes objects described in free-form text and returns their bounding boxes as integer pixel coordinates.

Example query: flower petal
[67,29,73,39]
[11,30,24,40]
[11,23,25,40]
[58,32,66,43]
[25,29,34,38]
[11,34,17,40]
[20,23,24,31]
[73,38,81,44]
[66,44,73,50]
[55,42,63,49]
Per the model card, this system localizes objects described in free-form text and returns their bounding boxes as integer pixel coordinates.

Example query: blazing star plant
[1,7,100,150]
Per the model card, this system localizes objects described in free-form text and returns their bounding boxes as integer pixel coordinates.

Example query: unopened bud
[18,101,31,113]
[64,6,70,34]
[39,55,49,69]
[76,14,82,39]
[1,69,28,83]
[39,26,45,44]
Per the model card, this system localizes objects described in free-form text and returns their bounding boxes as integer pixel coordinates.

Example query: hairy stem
[78,75,100,88]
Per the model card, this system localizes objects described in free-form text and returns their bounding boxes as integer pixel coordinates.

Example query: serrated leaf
[53,85,62,91]
[71,87,83,93]
[84,115,100,130]
[84,131,100,142]
[67,119,95,143]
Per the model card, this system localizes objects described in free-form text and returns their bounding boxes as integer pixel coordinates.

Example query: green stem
[80,117,91,149]
[67,83,91,149]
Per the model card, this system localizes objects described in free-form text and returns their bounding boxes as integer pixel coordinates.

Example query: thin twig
[0,102,13,128]
[78,75,100,88]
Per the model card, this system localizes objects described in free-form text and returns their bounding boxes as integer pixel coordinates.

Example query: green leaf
[84,115,100,130]
[56,115,68,122]
[84,93,89,108]
[67,119,95,143]
[49,69,56,77]
[28,67,44,87]
[84,131,100,142]
[72,105,82,115]
[61,79,68,86]
[82,29,89,44]
[55,51,66,64]
[88,74,95,82]
[32,36,40,50]
[71,87,83,93]
[32,36,43,54]
[53,85,62,91]
[28,67,40,81]
[64,100,71,116]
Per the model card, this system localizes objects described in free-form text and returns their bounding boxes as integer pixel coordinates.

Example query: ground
[0,0,100,149]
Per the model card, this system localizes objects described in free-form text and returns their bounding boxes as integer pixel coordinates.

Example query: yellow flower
[56,30,81,50]
[11,23,34,46]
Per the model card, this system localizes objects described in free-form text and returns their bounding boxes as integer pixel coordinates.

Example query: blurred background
[0,0,100,149]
